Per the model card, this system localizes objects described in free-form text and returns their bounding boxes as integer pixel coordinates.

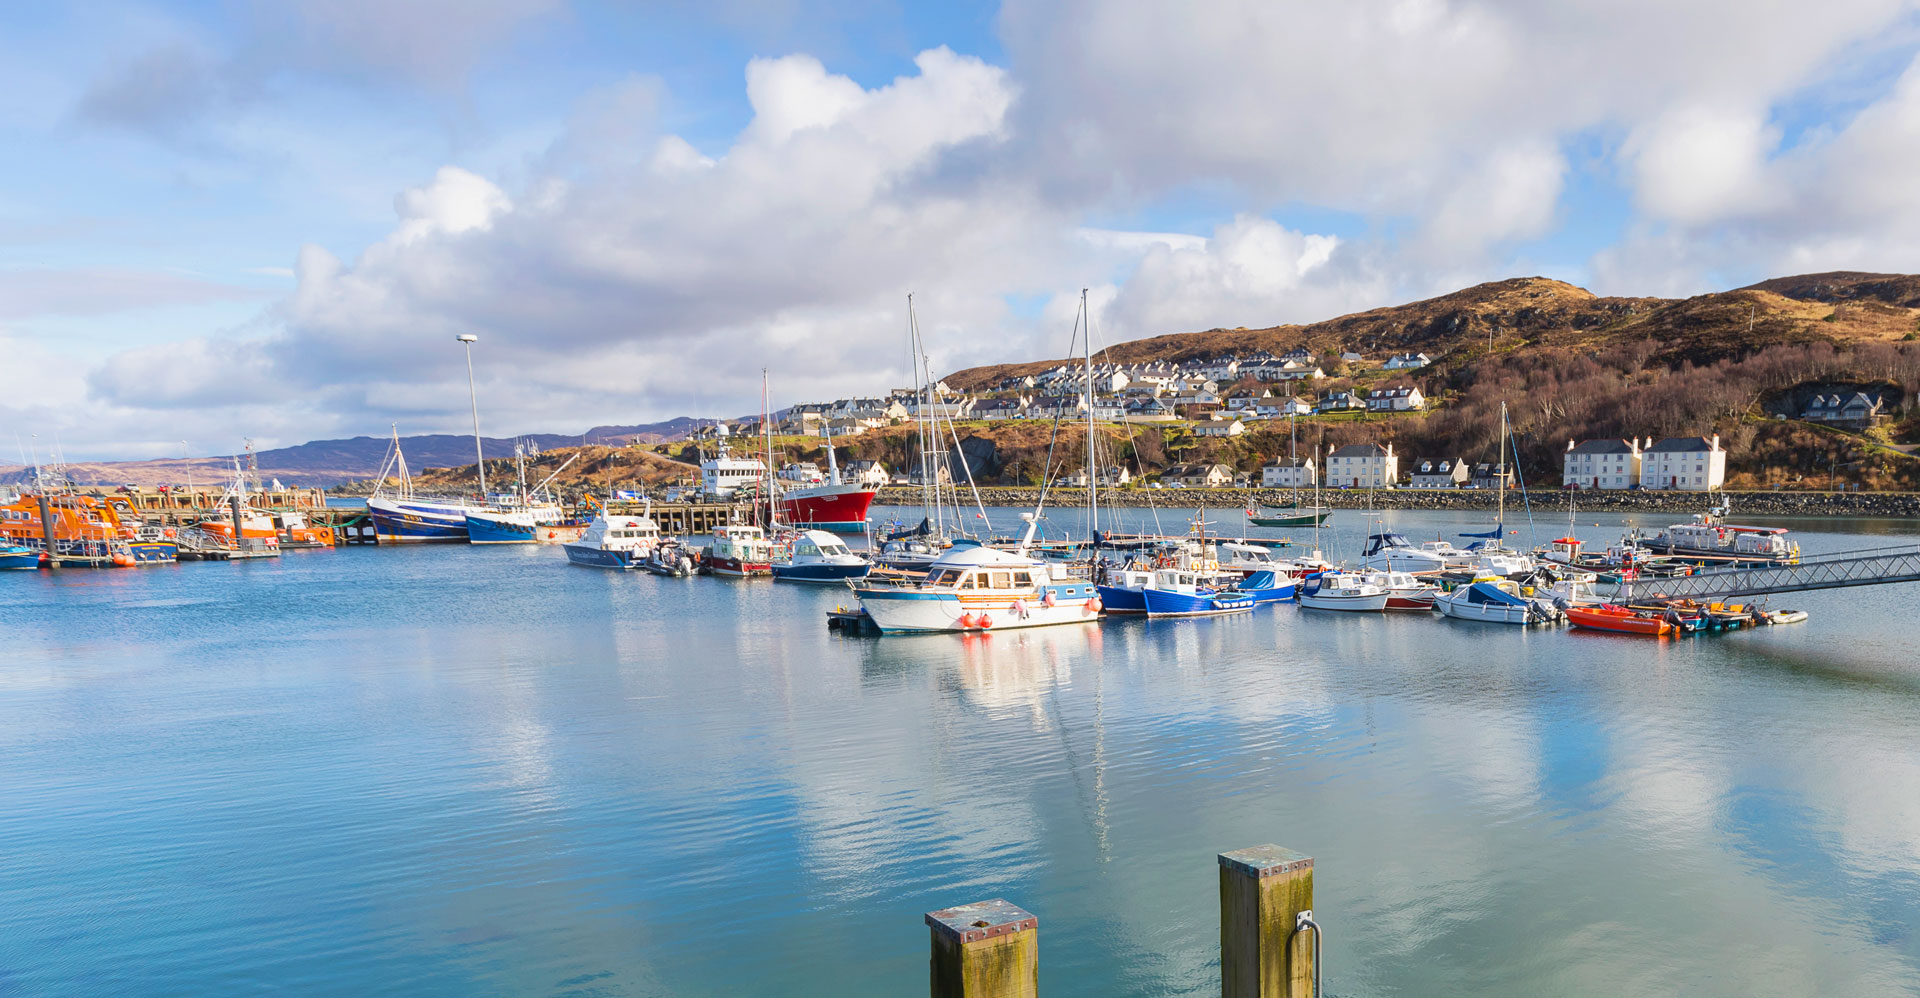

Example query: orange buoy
[977,614,993,629]
[958,613,976,629]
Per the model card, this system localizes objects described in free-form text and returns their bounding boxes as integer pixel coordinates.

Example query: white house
[1123,398,1177,421]
[1274,361,1324,381]
[1194,418,1246,437]
[1165,463,1236,487]
[1366,385,1426,411]
[1563,438,1642,489]
[1384,352,1431,370]
[1317,391,1366,414]
[1407,456,1468,488]
[1327,443,1397,488]
[1260,457,1317,487]
[1641,435,1726,491]
[845,460,891,487]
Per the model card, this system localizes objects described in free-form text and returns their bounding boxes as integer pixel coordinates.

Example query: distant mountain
[0,417,706,488]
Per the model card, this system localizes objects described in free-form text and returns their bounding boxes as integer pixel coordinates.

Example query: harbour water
[4,506,1920,995]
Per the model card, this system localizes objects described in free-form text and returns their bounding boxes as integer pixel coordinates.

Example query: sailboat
[1254,411,1331,526]
[366,426,491,543]
[850,290,1104,633]
[1456,402,1533,576]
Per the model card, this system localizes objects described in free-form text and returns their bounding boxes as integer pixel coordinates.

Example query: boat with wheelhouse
[771,529,871,583]
[562,513,662,569]
[852,543,1103,633]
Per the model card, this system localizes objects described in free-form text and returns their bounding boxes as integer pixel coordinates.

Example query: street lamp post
[457,334,486,496]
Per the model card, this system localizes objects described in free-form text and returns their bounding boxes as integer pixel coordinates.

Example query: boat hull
[771,561,870,583]
[465,513,588,545]
[1093,584,1149,615]
[562,544,642,569]
[1384,591,1437,611]
[1436,599,1535,624]
[368,497,476,543]
[0,547,40,570]
[125,541,178,566]
[854,583,1104,633]
[1143,588,1256,617]
[708,555,772,578]
[779,484,876,533]
[1298,589,1389,611]
[1566,605,1673,635]
[1251,510,1331,527]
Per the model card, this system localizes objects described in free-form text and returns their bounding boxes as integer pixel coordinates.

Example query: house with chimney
[1563,438,1642,489]
[1327,442,1397,487]
[1260,457,1317,487]
[1641,435,1726,491]
[1407,456,1468,489]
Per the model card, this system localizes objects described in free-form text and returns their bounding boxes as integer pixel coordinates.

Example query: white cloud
[1625,106,1780,224]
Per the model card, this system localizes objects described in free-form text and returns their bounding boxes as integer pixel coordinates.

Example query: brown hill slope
[946,275,1920,390]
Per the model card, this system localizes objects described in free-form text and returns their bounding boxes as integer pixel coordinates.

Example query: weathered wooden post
[1219,845,1316,998]
[36,494,58,570]
[925,898,1038,998]
[229,494,247,553]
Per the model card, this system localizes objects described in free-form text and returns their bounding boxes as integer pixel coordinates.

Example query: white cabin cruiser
[563,513,662,569]
[1298,572,1390,612]
[852,543,1103,633]
[1360,532,1455,572]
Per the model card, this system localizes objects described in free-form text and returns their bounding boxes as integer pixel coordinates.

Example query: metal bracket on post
[1293,910,1321,998]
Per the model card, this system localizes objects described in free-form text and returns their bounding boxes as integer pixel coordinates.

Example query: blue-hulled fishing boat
[563,512,663,570]
[0,543,40,570]
[365,428,486,543]
[1143,582,1256,617]
[1235,570,1297,604]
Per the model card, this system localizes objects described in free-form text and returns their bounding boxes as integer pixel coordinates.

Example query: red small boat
[1566,604,1673,636]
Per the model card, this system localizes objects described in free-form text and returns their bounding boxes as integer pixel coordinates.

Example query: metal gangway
[1616,543,1920,604]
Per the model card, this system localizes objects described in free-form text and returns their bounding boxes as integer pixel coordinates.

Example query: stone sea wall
[875,486,1920,517]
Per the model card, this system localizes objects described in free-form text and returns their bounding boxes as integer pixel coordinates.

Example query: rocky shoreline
[875,486,1920,517]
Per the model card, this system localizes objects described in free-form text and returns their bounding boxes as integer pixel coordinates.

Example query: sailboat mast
[762,369,775,529]
[1497,402,1508,540]
[909,294,933,526]
[1082,289,1097,547]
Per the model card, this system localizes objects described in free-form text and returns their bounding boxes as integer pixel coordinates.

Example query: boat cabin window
[989,572,1012,589]
[819,541,849,556]
[958,575,978,590]
[1012,571,1032,586]
[929,569,962,585]
[796,541,820,556]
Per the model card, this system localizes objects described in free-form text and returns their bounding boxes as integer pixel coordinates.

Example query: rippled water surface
[4,506,1920,996]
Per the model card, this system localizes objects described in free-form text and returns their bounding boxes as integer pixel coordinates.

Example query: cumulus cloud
[53,0,1920,458]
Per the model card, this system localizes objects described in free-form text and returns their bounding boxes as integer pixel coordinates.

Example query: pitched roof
[1568,438,1635,455]
[1646,436,1715,453]
[1330,443,1388,457]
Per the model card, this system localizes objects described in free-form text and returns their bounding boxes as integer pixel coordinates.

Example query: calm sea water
[4,505,1920,996]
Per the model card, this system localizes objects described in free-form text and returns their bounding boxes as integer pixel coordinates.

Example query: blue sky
[8,0,1920,461]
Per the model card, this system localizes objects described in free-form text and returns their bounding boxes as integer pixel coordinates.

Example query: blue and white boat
[1094,565,1156,615]
[1143,583,1256,617]
[1235,570,1298,604]
[852,543,1103,633]
[0,543,39,570]
[771,529,870,583]
[464,448,582,545]
[365,428,485,544]
[562,512,663,570]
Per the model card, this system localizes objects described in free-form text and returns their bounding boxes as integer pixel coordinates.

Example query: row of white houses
[1253,435,1730,491]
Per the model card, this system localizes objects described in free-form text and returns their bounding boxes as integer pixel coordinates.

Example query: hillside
[0,418,704,488]
[944,272,1920,490]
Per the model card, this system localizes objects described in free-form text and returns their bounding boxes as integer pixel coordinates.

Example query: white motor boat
[1359,532,1454,572]
[1360,570,1438,611]
[851,543,1104,633]
[1216,541,1289,578]
[1297,572,1389,612]
[1436,579,1557,624]
[563,513,662,569]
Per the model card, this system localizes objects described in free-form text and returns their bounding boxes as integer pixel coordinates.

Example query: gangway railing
[1617,543,1920,604]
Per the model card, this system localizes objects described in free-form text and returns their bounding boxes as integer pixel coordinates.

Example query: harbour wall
[875,487,1920,517]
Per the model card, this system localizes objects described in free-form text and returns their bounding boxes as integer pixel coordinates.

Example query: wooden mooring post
[1220,845,1316,998]
[921,844,1317,997]
[925,899,1038,998]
